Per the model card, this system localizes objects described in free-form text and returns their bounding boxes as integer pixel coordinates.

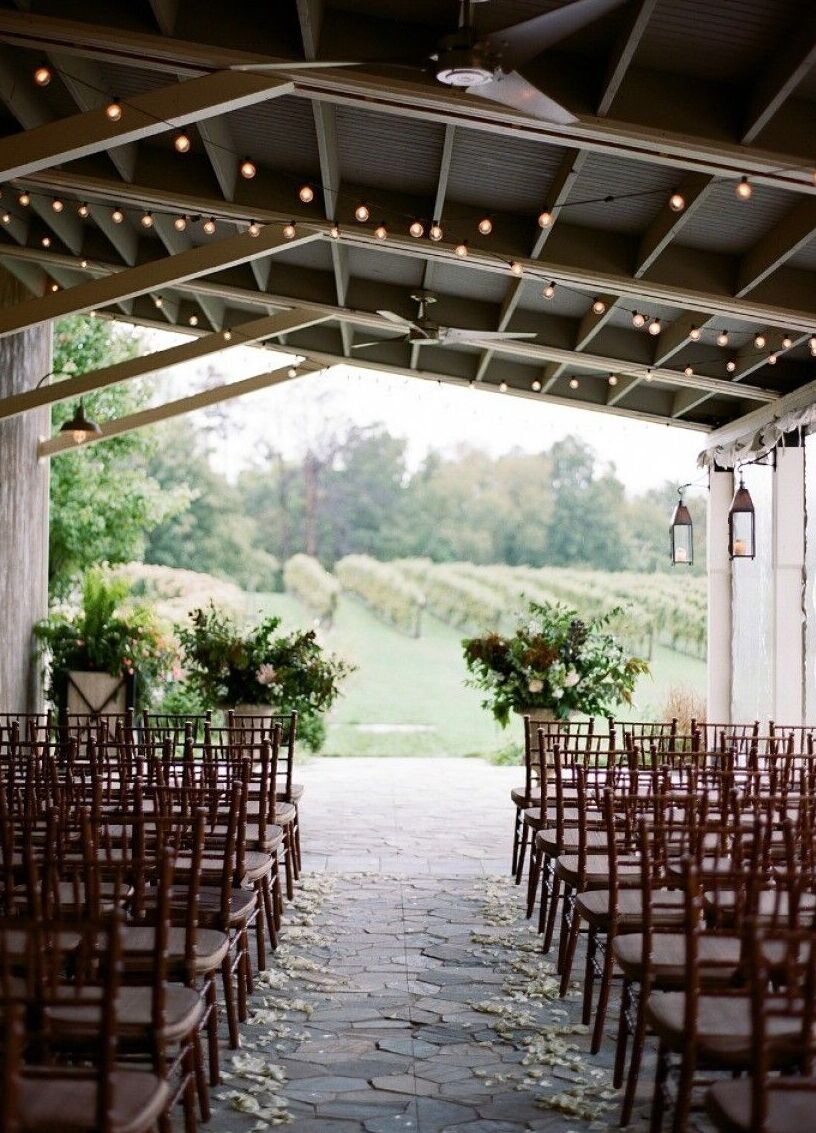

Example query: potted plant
[176,604,354,751]
[35,568,176,715]
[462,600,649,728]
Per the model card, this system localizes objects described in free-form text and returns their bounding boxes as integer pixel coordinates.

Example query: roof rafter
[596,0,659,116]
[741,16,816,144]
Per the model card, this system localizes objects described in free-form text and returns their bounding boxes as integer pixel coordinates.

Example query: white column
[707,467,733,723]
[772,444,805,725]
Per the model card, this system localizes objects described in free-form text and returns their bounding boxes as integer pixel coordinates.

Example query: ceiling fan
[351,292,537,351]
[234,0,629,124]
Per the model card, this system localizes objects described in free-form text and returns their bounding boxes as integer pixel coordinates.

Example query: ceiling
[0,0,815,436]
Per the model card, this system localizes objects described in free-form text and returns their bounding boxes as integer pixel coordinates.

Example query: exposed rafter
[596,0,659,116]
[741,17,816,144]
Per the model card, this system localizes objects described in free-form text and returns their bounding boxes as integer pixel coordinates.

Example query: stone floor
[203,758,693,1133]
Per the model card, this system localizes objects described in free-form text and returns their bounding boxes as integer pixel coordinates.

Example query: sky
[139,326,705,497]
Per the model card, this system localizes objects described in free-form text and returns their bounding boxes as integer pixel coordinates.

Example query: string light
[77,203,89,218]
[768,353,777,364]
[409,220,424,238]
[478,216,493,236]
[140,211,153,228]
[716,330,730,347]
[669,191,686,212]
[174,132,191,153]
[153,296,163,308]
[174,215,188,231]
[754,333,766,349]
[736,176,753,200]
[727,359,737,373]
[105,98,123,122]
[223,330,232,340]
[592,298,606,315]
[374,223,387,240]
[33,65,51,86]
[689,326,701,341]
[645,368,653,381]
[648,317,662,336]
[782,334,793,349]
[51,199,64,213]
[111,207,124,224]
[429,221,443,242]
[80,259,88,268]
[543,282,556,299]
[0,213,9,224]
[569,377,579,389]
[329,224,340,239]
[810,336,816,356]
[298,184,314,203]
[531,379,542,391]
[684,364,694,377]
[239,157,256,180]
[202,217,217,235]
[537,209,553,229]
[608,373,618,386]
[354,202,370,222]
[282,221,296,239]
[509,261,523,277]
[18,192,30,207]
[632,311,645,328]
[287,366,298,379]
[188,314,198,326]
[455,240,468,257]
[248,220,261,237]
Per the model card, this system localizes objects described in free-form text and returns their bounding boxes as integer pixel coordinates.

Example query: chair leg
[254,882,267,970]
[591,933,615,1054]
[192,1029,210,1123]
[583,926,597,1025]
[283,828,295,900]
[182,1038,198,1133]
[205,976,220,1084]
[237,930,250,1021]
[511,807,521,876]
[614,977,631,1089]
[515,823,529,885]
[671,1050,695,1133]
[650,1040,669,1133]
[262,874,278,950]
[221,954,239,1049]
[559,898,581,996]
[621,986,648,1127]
[543,873,561,954]
[557,884,573,973]
[537,855,552,934]
[292,813,302,875]
[526,842,541,919]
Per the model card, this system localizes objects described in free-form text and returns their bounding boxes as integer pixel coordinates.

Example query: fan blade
[446,329,538,342]
[376,310,419,330]
[352,338,400,350]
[468,72,577,124]
[483,0,629,72]
[232,60,363,71]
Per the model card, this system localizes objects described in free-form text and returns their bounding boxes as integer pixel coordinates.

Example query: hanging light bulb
[41,236,51,247]
[18,191,30,207]
[33,65,52,87]
[632,311,645,328]
[569,377,579,389]
[188,314,198,326]
[645,368,653,381]
[298,184,314,204]
[80,259,88,268]
[153,295,163,309]
[77,202,89,218]
[768,353,777,364]
[669,191,686,213]
[223,329,232,341]
[543,282,556,299]
[782,334,793,350]
[105,98,123,122]
[478,216,493,236]
[239,157,256,180]
[111,207,124,224]
[52,199,64,213]
[754,333,766,349]
[684,364,694,377]
[354,202,370,222]
[729,476,756,559]
[499,381,508,393]
[429,220,443,241]
[409,219,424,238]
[174,215,188,232]
[531,379,542,391]
[688,326,701,341]
[509,261,523,277]
[1,212,10,224]
[60,400,102,445]
[287,366,298,379]
[608,373,618,386]
[282,220,296,239]
[716,329,730,347]
[248,220,261,237]
[810,335,816,356]
[735,176,753,200]
[50,282,59,292]
[670,490,693,565]
[648,317,662,336]
[726,359,737,373]
[537,209,553,229]
[140,211,153,228]
[202,217,216,235]
[374,223,387,240]
[329,223,340,239]
[174,132,191,154]
[455,240,468,257]
[591,297,606,315]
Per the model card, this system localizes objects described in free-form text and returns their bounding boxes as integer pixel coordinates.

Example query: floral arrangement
[34,568,175,710]
[176,604,354,750]
[462,600,649,725]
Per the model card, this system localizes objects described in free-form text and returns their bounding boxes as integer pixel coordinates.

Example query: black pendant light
[728,475,755,559]
[59,399,102,445]
[670,491,693,565]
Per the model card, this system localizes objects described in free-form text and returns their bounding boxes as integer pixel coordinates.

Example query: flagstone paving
[204,759,699,1133]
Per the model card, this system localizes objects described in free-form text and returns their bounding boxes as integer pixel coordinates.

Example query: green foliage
[177,604,354,750]
[49,317,189,595]
[283,554,339,624]
[463,600,649,726]
[397,559,504,634]
[335,555,424,636]
[544,436,629,571]
[34,568,176,710]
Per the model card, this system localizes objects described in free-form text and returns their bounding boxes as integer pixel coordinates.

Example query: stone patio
[204,758,684,1133]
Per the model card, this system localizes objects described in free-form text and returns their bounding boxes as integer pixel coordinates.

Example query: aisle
[205,759,635,1133]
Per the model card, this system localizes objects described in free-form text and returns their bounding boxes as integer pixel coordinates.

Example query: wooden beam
[295,0,324,60]
[652,311,713,367]
[413,123,457,367]
[635,173,714,276]
[0,225,322,338]
[596,0,659,116]
[742,18,816,144]
[0,69,294,183]
[40,360,322,458]
[312,100,351,356]
[0,307,329,422]
[605,373,641,406]
[737,198,816,295]
[703,373,816,456]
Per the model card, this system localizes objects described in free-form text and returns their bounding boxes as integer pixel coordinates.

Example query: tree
[48,317,188,595]
[544,436,628,570]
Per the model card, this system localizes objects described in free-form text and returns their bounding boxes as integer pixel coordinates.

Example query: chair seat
[19,1069,170,1133]
[197,886,257,926]
[277,784,303,802]
[646,992,802,1064]
[511,786,538,807]
[612,931,742,984]
[120,925,229,973]
[242,849,277,882]
[576,888,685,928]
[555,854,639,890]
[536,828,606,857]
[47,984,205,1042]
[246,824,284,853]
[706,1079,816,1133]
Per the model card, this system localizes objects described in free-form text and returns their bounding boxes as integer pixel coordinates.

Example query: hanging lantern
[670,493,693,565]
[728,476,755,560]
[59,400,102,445]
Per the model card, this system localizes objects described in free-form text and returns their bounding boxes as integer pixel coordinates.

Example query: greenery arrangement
[283,554,340,625]
[177,604,354,750]
[462,600,649,726]
[335,555,424,636]
[34,569,176,711]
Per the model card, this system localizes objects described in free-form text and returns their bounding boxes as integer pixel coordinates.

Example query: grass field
[252,591,706,758]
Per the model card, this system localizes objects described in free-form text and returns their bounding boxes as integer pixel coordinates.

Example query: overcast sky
[141,327,705,496]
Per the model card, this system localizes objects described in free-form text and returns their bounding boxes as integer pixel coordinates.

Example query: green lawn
[250,591,706,758]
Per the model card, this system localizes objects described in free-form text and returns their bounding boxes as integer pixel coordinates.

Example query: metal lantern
[728,476,755,560]
[670,494,693,565]
[59,399,102,445]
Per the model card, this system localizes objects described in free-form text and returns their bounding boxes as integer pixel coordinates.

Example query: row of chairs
[0,709,306,1133]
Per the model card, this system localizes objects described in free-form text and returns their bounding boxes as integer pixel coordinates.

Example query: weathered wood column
[0,268,51,710]
[707,466,733,722]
